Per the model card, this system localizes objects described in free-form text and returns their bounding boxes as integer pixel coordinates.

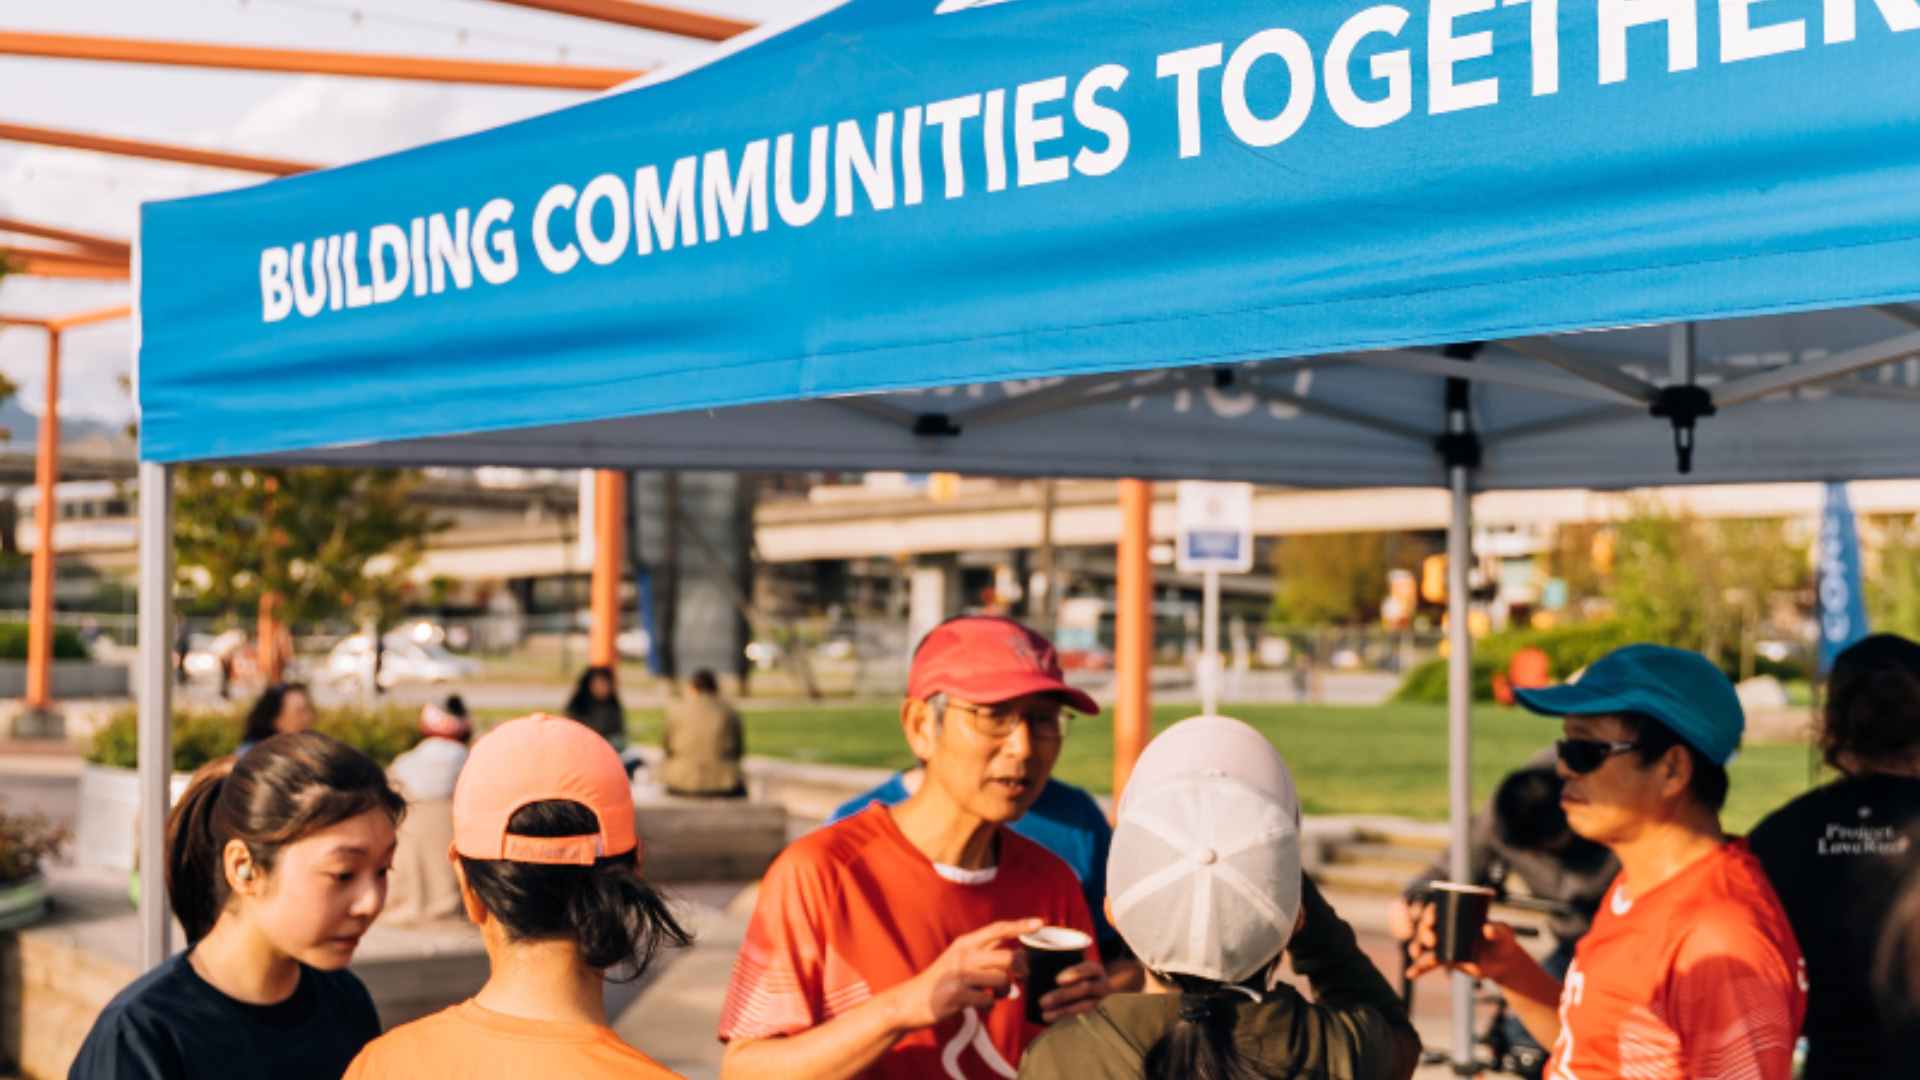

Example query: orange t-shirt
[1545,839,1806,1080]
[718,804,1093,1079]
[344,1000,683,1080]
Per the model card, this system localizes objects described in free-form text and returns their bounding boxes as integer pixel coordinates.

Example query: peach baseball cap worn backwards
[452,713,638,866]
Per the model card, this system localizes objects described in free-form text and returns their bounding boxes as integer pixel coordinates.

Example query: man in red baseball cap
[719,615,1107,1080]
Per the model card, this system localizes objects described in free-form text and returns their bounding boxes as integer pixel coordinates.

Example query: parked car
[325,633,479,689]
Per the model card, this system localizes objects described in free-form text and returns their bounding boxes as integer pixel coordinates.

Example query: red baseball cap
[908,616,1100,715]
[452,714,638,866]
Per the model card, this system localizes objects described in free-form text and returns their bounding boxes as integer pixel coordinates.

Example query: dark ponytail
[1141,975,1269,1080]
[165,731,406,943]
[459,800,692,981]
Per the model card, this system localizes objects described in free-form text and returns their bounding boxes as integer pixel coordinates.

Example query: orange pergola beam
[0,30,641,90]
[589,470,627,668]
[1,248,131,282]
[484,0,752,41]
[0,216,131,259]
[0,120,318,176]
[1,244,127,270]
[48,304,133,332]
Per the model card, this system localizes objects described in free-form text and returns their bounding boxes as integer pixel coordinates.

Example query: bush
[1393,620,1636,704]
[0,622,88,661]
[89,704,421,772]
[0,799,69,885]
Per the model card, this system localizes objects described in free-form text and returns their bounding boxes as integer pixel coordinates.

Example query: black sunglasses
[1556,737,1639,774]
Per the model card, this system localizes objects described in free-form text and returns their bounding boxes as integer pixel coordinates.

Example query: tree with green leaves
[173,467,445,683]
[1867,513,1920,641]
[1269,530,1432,627]
[1606,501,1808,678]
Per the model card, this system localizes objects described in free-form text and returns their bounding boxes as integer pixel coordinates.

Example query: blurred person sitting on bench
[384,697,473,922]
[661,668,746,798]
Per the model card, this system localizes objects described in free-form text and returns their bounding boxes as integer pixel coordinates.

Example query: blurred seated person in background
[1408,645,1805,1080]
[718,616,1107,1079]
[565,664,627,750]
[661,669,746,798]
[1391,753,1619,1077]
[238,682,316,755]
[1749,633,1920,1078]
[1019,715,1419,1080]
[384,697,474,923]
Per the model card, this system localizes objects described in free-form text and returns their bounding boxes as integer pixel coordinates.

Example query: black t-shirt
[69,952,382,1080]
[1749,773,1920,1079]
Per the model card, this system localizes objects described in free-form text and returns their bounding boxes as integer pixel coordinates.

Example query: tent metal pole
[1714,328,1920,408]
[1443,383,1477,1072]
[137,460,175,969]
[1671,322,1697,384]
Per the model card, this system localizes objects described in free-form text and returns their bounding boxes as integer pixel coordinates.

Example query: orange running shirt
[343,1000,684,1080]
[719,804,1093,1080]
[1545,839,1806,1080]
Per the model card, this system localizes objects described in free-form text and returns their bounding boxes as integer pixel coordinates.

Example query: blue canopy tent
[133,0,1920,1064]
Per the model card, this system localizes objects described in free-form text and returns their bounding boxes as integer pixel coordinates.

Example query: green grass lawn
[595,701,1828,834]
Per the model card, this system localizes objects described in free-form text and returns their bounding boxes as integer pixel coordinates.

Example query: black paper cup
[1429,882,1497,965]
[1019,926,1092,1023]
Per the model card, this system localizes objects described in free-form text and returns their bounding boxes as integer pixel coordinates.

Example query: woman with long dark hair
[71,733,405,1080]
[238,682,316,753]
[1750,633,1920,1078]
[345,714,692,1079]
[1020,717,1419,1080]
[564,665,627,748]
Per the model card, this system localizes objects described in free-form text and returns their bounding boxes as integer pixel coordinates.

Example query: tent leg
[1113,478,1152,804]
[138,461,175,969]
[1444,386,1477,1072]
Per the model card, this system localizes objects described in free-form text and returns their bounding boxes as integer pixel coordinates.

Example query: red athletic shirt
[718,804,1093,1080]
[1546,838,1806,1080]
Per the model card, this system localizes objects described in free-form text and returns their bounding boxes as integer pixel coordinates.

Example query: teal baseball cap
[1514,644,1744,766]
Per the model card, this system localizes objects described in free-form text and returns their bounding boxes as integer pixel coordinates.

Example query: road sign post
[1176,482,1253,717]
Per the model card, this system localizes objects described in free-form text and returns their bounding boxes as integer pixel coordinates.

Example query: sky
[0,0,785,427]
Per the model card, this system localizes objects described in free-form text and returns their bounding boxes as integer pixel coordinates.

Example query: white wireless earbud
[237,864,254,882]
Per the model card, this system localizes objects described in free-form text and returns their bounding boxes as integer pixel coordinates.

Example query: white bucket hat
[1108,715,1302,985]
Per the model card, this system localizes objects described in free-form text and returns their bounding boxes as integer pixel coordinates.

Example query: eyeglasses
[1556,737,1639,774]
[945,699,1069,743]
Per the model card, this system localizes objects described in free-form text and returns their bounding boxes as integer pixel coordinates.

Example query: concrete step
[1310,862,1414,897]
[1322,840,1436,872]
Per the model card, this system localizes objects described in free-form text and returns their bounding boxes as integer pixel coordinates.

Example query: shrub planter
[0,872,49,930]
[0,661,130,699]
[74,764,191,873]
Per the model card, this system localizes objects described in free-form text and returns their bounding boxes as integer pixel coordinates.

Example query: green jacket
[1018,878,1417,1080]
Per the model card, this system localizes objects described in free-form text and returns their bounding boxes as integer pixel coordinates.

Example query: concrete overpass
[21,471,1920,584]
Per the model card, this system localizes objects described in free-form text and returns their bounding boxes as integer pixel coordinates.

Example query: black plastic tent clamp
[913,412,962,437]
[1649,384,1715,474]
[1435,350,1483,471]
